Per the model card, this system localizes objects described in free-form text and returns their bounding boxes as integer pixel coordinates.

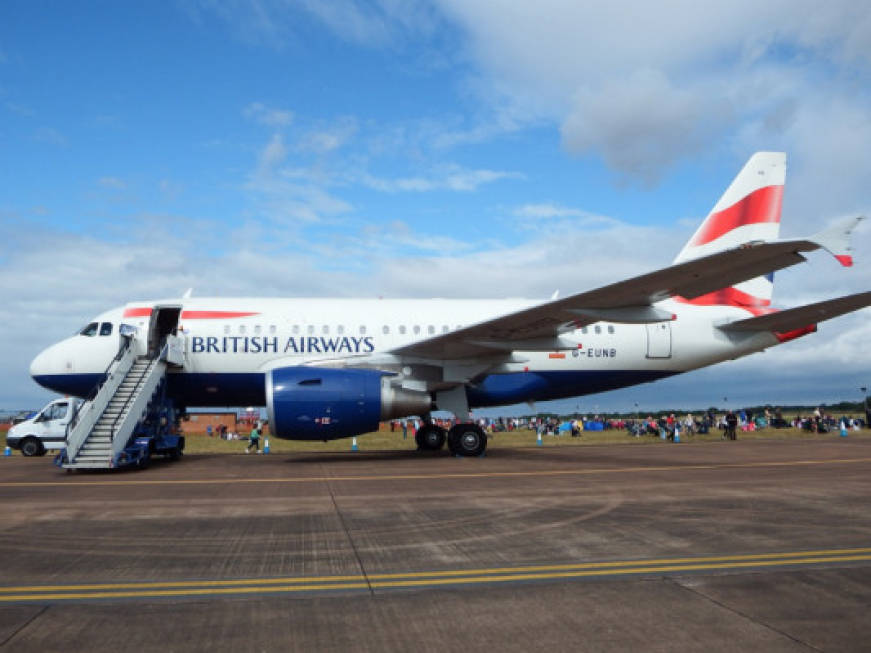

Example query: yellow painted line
[369,554,871,590]
[2,457,871,488]
[1,554,870,602]
[2,547,870,598]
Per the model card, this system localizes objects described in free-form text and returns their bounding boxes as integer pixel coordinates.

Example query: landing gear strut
[447,423,487,457]
[415,424,446,451]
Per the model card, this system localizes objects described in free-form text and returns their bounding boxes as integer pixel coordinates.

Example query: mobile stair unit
[58,333,186,470]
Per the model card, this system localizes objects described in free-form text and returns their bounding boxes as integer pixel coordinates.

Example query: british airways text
[190,336,375,355]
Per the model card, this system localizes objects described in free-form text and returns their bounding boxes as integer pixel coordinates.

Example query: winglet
[812,215,865,267]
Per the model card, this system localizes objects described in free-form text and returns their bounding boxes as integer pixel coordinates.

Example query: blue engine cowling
[266,367,431,441]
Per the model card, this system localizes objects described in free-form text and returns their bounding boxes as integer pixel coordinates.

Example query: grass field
[180,425,871,454]
[5,423,868,455]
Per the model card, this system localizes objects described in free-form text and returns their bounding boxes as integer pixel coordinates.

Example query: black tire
[447,424,487,457]
[415,425,446,451]
[20,437,43,457]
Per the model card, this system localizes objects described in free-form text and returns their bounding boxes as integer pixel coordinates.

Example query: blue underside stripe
[33,369,677,410]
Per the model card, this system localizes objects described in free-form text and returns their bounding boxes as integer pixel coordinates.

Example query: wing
[389,218,864,361]
[719,291,871,334]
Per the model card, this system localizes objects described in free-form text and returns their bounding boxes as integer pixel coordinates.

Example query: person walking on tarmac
[246,424,261,454]
[725,410,739,441]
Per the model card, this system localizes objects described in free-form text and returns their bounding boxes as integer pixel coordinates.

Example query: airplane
[29,152,871,458]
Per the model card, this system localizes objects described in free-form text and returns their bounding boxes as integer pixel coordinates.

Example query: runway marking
[1,547,869,602]
[2,456,871,488]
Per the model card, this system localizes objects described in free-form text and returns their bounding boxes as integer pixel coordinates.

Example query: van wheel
[20,437,43,457]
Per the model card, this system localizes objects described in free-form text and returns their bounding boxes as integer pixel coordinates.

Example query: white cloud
[561,70,729,185]
[296,117,358,153]
[34,127,67,146]
[513,203,615,225]
[243,101,294,127]
[361,166,523,192]
[98,176,127,189]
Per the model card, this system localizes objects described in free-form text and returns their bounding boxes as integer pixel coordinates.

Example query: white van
[5,398,80,457]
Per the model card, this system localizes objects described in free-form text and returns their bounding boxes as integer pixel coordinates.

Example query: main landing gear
[415,424,446,451]
[415,423,487,457]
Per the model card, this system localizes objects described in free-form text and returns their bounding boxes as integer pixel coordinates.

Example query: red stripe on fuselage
[180,311,260,319]
[689,185,783,247]
[122,307,153,317]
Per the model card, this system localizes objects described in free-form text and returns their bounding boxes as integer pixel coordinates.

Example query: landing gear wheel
[20,437,43,457]
[415,425,446,451]
[447,424,487,457]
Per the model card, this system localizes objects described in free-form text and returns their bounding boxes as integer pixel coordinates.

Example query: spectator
[725,411,738,440]
[246,424,261,454]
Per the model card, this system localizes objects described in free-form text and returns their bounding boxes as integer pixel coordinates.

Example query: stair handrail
[109,359,167,462]
[64,336,137,463]
[65,336,133,437]
[108,357,156,438]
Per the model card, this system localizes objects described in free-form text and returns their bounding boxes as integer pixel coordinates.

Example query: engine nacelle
[266,367,432,440]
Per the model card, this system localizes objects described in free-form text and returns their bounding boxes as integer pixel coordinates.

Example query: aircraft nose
[30,347,52,379]
[29,341,68,384]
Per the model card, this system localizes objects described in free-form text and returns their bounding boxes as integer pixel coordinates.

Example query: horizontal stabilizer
[719,290,871,333]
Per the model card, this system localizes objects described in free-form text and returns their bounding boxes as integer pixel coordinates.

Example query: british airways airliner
[29,153,870,457]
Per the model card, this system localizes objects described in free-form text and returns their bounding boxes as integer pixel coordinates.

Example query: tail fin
[674,152,786,309]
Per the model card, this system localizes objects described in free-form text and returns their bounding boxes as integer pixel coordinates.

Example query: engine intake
[266,367,432,440]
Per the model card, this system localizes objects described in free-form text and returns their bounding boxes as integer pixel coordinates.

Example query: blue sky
[2,1,870,412]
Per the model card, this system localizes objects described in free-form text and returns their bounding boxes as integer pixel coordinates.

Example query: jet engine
[266,367,432,440]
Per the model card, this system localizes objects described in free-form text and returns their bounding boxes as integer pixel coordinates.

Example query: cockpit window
[79,322,98,337]
[99,322,113,336]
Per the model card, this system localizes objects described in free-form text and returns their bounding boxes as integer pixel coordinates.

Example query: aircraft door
[148,306,182,358]
[645,322,672,359]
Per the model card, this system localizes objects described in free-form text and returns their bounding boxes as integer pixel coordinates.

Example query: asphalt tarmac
[2,437,871,652]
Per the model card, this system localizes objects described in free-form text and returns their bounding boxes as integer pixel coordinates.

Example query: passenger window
[99,322,113,336]
[307,325,315,335]
[399,325,406,335]
[608,325,615,334]
[239,325,246,334]
[581,327,588,334]
[269,325,276,334]
[359,325,367,335]
[337,325,344,335]
[442,325,449,333]
[254,325,262,335]
[322,325,330,335]
[79,322,98,337]
[383,325,390,334]
[292,325,300,335]
[224,325,230,335]
[594,325,601,334]
[413,326,421,335]
[427,325,435,335]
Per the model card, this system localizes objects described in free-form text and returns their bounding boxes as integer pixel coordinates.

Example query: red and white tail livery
[674,151,786,310]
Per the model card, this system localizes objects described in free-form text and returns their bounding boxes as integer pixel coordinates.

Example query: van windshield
[79,322,98,337]
[41,402,69,421]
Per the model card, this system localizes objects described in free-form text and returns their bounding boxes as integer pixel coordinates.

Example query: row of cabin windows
[581,325,616,335]
[215,323,617,336]
[221,324,459,336]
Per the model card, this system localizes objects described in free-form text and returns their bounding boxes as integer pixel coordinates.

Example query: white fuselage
[30,296,779,410]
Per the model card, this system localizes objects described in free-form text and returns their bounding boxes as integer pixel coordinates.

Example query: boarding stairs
[61,334,185,469]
